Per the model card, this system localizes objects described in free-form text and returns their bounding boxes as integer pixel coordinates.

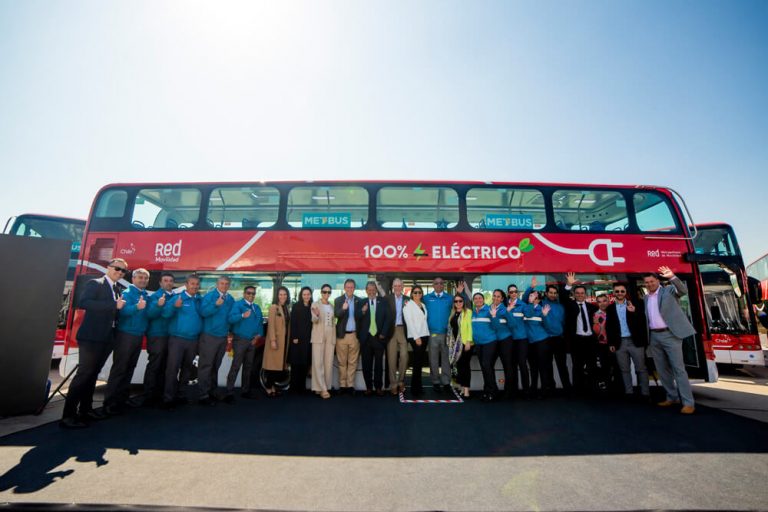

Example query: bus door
[688,256,763,366]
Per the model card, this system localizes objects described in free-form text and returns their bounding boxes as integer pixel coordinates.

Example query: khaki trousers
[387,325,408,390]
[311,340,336,392]
[336,332,360,388]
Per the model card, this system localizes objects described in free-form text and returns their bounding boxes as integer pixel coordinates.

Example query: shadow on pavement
[2,389,768,494]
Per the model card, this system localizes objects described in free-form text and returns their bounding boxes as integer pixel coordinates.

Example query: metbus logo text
[155,240,182,263]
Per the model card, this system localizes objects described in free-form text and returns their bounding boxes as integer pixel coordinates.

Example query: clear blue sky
[1,1,766,262]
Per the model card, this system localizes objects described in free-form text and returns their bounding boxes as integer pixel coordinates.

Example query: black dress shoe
[126,397,144,408]
[104,404,123,416]
[160,401,176,411]
[81,409,108,422]
[240,391,258,400]
[59,417,88,429]
[222,395,235,404]
[198,396,217,406]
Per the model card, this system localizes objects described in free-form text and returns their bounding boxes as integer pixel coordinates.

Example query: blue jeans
[649,330,694,407]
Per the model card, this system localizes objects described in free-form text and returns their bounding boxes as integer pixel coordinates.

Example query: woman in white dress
[310,283,336,399]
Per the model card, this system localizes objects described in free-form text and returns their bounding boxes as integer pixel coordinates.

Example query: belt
[345,330,356,333]
[650,328,669,333]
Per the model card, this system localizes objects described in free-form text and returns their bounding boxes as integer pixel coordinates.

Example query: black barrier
[0,234,70,416]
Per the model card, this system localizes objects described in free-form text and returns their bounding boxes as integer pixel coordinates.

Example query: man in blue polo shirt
[103,268,150,414]
[424,277,469,392]
[161,274,203,409]
[198,276,235,405]
[225,285,264,401]
[143,272,175,406]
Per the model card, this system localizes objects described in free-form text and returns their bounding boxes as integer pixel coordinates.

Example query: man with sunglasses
[225,286,264,401]
[605,283,649,400]
[60,258,128,429]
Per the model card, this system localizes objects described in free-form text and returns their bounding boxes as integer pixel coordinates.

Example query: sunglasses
[508,290,518,294]
[321,290,331,294]
[244,292,255,295]
[412,291,423,295]
[110,266,127,273]
[614,290,627,293]
[454,300,463,304]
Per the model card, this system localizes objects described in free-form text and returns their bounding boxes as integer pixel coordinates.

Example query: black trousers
[528,339,552,393]
[143,335,168,400]
[408,337,428,392]
[497,336,514,395]
[475,341,499,395]
[502,338,530,395]
[595,343,619,391]
[62,337,114,419]
[361,334,388,390]
[548,335,571,389]
[265,369,286,388]
[163,336,198,403]
[455,344,474,388]
[571,335,597,392]
[289,364,309,392]
[104,331,143,407]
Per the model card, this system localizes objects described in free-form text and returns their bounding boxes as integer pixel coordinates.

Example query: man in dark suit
[605,282,649,399]
[358,281,393,395]
[334,278,364,393]
[60,258,127,429]
[563,273,598,394]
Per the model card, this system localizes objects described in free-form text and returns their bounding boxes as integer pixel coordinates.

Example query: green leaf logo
[518,238,534,253]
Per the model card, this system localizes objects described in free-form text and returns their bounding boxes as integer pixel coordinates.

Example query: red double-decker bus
[691,223,764,366]
[62,181,741,384]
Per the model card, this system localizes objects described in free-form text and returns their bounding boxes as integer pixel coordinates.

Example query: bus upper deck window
[94,190,128,218]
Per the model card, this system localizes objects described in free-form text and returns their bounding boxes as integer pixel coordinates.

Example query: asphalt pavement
[1,362,768,511]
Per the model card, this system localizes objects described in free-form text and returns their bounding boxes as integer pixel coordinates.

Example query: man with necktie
[563,272,598,394]
[103,268,151,415]
[385,278,409,395]
[198,276,235,405]
[60,258,128,429]
[358,281,393,396]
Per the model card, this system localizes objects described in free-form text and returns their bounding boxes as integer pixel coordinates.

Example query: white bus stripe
[216,231,265,270]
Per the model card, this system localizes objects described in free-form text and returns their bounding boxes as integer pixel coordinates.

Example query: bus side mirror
[747,276,762,306]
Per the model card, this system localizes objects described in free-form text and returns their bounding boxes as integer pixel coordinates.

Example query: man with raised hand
[606,282,649,401]
[643,266,697,414]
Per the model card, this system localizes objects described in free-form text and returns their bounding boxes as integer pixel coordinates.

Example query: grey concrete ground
[1,362,767,511]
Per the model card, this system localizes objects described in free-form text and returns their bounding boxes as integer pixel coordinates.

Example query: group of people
[60,258,697,429]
